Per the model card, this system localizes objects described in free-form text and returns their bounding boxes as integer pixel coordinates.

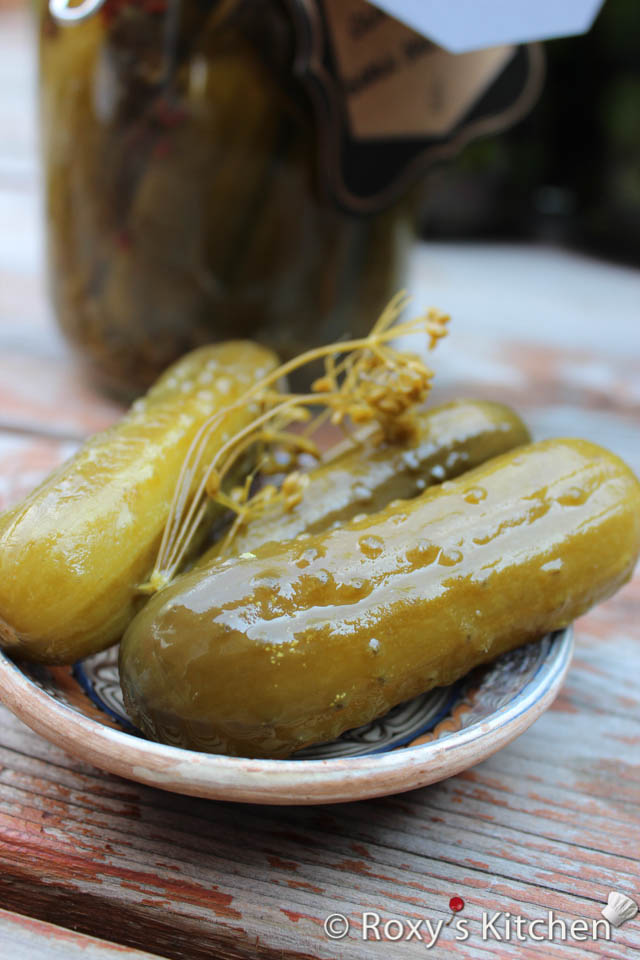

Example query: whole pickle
[0,342,277,664]
[200,399,530,562]
[120,438,640,759]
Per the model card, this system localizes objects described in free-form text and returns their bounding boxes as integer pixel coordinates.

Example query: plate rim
[0,627,573,805]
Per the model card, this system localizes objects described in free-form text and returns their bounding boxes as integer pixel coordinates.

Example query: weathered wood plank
[0,352,122,441]
[0,908,168,960]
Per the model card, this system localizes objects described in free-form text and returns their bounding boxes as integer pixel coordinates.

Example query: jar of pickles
[39,0,541,397]
[38,0,417,396]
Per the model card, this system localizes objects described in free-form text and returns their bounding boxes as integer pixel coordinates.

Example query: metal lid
[49,0,106,25]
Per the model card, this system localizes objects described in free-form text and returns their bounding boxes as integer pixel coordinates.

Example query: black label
[286,0,544,213]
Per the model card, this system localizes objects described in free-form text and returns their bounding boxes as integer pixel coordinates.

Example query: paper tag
[367,0,606,54]
[323,0,514,139]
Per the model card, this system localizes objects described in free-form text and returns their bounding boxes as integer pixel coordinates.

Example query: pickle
[120,438,640,759]
[199,399,530,562]
[0,341,277,664]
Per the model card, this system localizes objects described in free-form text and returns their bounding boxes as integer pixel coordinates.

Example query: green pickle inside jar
[39,0,415,397]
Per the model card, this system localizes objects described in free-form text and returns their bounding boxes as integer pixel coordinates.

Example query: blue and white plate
[0,628,573,804]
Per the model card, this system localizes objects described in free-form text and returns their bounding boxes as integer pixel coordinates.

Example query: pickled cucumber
[0,341,277,664]
[120,438,640,758]
[199,398,530,562]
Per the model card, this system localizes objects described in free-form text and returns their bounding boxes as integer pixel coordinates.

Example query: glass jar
[38,0,414,397]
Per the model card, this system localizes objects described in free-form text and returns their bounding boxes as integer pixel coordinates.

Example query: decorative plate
[0,628,573,804]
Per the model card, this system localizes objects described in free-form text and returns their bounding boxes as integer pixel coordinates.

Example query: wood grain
[0,4,639,959]
[0,908,168,960]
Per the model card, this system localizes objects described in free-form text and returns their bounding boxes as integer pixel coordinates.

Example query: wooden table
[1,6,639,959]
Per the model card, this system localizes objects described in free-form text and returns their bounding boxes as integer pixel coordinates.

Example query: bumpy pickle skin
[120,438,640,759]
[198,398,530,563]
[0,341,278,664]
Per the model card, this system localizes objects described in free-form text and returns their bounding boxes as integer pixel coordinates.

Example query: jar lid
[49,0,106,24]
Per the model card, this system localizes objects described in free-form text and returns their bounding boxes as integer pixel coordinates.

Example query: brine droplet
[358,535,384,559]
[401,449,422,471]
[446,450,465,469]
[391,512,408,526]
[438,548,464,567]
[464,486,487,504]
[405,539,439,566]
[352,482,373,503]
[557,486,588,506]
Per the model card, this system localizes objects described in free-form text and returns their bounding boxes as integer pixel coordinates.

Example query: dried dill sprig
[141,292,449,593]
